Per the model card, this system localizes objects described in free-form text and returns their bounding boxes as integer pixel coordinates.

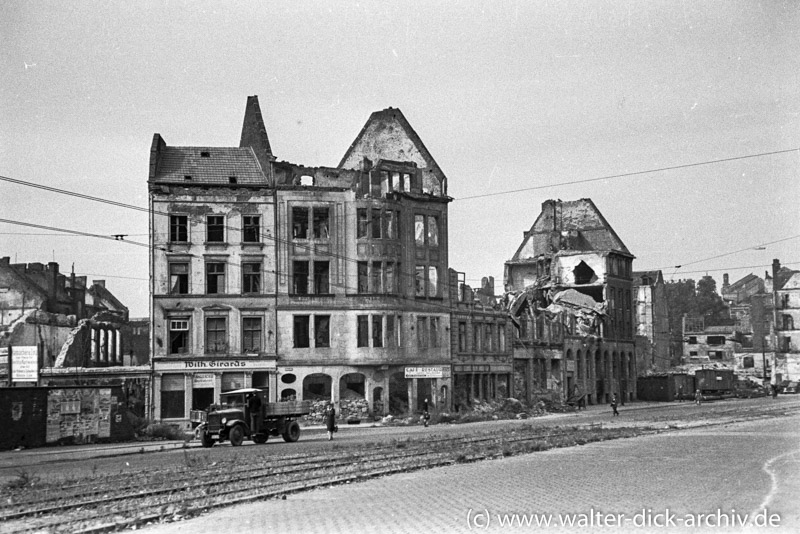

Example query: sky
[2,0,799,318]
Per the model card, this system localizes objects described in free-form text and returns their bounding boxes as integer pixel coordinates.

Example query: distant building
[503,199,637,405]
[682,316,738,365]
[772,259,800,382]
[448,271,512,411]
[632,270,671,372]
[0,258,148,415]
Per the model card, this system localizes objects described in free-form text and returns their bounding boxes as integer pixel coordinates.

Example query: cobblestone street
[138,412,800,534]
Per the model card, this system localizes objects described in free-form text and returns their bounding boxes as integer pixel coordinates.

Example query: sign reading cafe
[405,366,451,379]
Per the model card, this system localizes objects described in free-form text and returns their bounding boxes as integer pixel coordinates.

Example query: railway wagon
[694,369,735,397]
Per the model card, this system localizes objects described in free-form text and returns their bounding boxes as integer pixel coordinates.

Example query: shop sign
[193,373,215,388]
[12,346,38,382]
[0,347,8,376]
[155,360,276,371]
[405,366,451,379]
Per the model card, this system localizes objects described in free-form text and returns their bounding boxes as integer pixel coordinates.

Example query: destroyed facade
[448,271,513,410]
[0,258,149,417]
[149,97,452,425]
[504,199,637,405]
[632,270,672,372]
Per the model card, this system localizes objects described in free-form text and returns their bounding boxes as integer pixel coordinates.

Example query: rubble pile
[339,397,370,421]
[302,388,372,424]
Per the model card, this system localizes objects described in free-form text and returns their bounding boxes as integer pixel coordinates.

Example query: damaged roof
[149,138,268,185]
[510,198,632,261]
[338,107,447,187]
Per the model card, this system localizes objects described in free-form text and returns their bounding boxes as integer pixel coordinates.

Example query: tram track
[2,401,797,534]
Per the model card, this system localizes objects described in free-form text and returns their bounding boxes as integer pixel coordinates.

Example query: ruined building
[772,259,800,382]
[448,271,513,410]
[632,270,672,372]
[149,97,451,425]
[0,258,148,414]
[503,199,637,405]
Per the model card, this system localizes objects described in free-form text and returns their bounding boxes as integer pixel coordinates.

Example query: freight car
[694,369,735,399]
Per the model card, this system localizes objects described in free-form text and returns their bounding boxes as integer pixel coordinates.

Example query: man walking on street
[247,392,262,435]
[610,393,619,416]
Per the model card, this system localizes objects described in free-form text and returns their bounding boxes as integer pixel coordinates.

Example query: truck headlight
[221,417,227,425]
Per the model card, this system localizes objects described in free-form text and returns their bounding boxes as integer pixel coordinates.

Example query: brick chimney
[47,261,59,300]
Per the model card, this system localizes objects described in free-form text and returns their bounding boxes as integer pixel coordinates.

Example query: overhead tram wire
[0,219,167,252]
[658,234,800,271]
[5,147,798,299]
[455,147,800,201]
[0,175,448,294]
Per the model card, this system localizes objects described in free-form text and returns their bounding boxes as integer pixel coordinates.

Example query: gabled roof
[727,273,760,290]
[780,272,800,290]
[88,283,128,316]
[509,198,632,261]
[775,268,800,291]
[0,264,50,303]
[150,144,268,185]
[338,107,447,184]
[632,271,664,286]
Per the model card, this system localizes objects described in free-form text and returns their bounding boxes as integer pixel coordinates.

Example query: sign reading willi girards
[11,346,39,382]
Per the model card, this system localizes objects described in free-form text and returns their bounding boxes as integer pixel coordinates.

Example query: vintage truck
[190,388,311,447]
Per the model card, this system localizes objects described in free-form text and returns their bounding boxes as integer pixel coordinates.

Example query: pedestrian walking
[422,398,430,427]
[610,393,619,416]
[677,385,684,402]
[771,383,779,399]
[694,389,702,405]
[247,392,262,435]
[324,402,336,441]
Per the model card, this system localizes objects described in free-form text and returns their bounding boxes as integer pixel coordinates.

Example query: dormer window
[184,175,193,182]
[200,151,211,157]
[229,176,237,184]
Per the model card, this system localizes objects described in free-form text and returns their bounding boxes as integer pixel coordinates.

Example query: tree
[695,276,733,326]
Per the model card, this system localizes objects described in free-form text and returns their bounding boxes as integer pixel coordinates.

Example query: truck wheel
[201,431,215,448]
[229,424,245,447]
[282,421,300,443]
[253,434,268,444]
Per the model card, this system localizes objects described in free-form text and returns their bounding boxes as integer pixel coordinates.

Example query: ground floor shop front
[153,359,452,427]
[512,340,637,406]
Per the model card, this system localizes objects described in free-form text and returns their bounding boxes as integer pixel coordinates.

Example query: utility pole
[770,259,781,388]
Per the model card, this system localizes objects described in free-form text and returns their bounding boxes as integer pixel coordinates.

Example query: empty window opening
[292,207,309,239]
[243,216,260,242]
[293,315,310,348]
[340,373,365,397]
[228,176,237,184]
[200,151,210,158]
[313,208,330,239]
[315,315,330,348]
[184,175,193,181]
[573,286,604,302]
[293,261,309,295]
[573,261,596,284]
[300,175,314,186]
[313,261,330,294]
[207,216,225,242]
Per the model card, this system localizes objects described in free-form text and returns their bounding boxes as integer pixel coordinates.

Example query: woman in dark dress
[324,402,336,441]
